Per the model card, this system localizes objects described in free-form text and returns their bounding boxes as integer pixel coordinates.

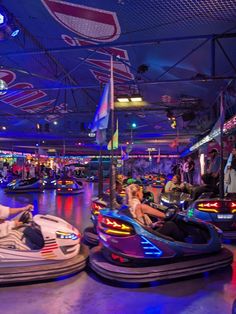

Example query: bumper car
[160,189,191,210]
[56,178,84,195]
[84,189,155,246]
[89,207,233,283]
[0,175,17,189]
[151,174,166,188]
[42,177,57,189]
[0,211,88,284]
[84,197,108,245]
[187,193,236,239]
[5,178,43,193]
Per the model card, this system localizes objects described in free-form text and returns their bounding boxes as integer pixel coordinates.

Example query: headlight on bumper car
[56,231,80,240]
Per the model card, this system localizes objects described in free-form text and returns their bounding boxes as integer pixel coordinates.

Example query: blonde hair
[126,184,141,207]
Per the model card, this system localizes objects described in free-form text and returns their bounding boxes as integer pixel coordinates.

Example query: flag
[157,148,161,163]
[209,117,221,145]
[121,146,129,160]
[107,119,118,150]
[91,82,110,144]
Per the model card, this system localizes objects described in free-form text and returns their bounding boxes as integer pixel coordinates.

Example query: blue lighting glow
[11,28,20,37]
[140,236,163,257]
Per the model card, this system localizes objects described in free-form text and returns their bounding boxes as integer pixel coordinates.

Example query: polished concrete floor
[0,182,236,314]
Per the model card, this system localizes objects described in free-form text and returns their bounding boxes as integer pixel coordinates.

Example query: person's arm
[164,181,172,193]
[9,204,33,216]
[139,203,165,219]
[212,157,221,177]
[0,220,23,238]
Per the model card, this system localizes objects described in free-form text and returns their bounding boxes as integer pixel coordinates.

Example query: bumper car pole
[219,91,225,199]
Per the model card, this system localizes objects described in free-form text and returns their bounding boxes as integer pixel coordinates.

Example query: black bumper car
[89,207,233,283]
[160,190,191,210]
[5,178,43,193]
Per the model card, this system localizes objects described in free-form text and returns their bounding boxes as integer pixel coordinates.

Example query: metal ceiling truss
[2,30,236,91]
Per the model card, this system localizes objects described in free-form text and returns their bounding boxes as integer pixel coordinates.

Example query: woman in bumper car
[126,184,184,241]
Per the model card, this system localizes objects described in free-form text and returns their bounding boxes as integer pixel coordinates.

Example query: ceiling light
[2,126,6,130]
[130,95,143,102]
[53,121,58,125]
[117,97,129,102]
[131,122,137,128]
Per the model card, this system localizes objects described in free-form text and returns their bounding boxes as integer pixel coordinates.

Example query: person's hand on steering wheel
[22,204,34,212]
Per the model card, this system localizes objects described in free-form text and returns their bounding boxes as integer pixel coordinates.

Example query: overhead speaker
[182,112,195,121]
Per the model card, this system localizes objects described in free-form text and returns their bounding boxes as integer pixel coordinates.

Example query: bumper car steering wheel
[164,205,179,221]
[19,211,32,224]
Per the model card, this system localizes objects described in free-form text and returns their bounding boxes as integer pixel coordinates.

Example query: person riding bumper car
[0,206,88,284]
[89,206,233,283]
[84,181,154,246]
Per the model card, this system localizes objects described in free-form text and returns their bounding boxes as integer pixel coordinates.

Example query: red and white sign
[42,0,121,42]
[42,0,136,91]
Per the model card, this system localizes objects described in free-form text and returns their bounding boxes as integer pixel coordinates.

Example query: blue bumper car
[187,193,236,239]
[89,207,232,283]
[5,178,43,193]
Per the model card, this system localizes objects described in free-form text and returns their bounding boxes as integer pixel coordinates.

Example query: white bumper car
[0,211,88,284]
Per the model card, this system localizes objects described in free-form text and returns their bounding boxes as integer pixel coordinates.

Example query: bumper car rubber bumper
[0,244,89,284]
[89,246,233,283]
[83,226,99,246]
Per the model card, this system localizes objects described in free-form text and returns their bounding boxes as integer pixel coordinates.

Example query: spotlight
[88,132,96,137]
[0,79,8,95]
[131,122,137,128]
[0,9,7,26]
[137,64,149,74]
[36,123,42,132]
[2,126,6,130]
[0,6,19,40]
[53,121,58,125]
[10,27,20,37]
[166,110,175,121]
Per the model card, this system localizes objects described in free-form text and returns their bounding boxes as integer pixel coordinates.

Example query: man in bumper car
[0,203,33,248]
